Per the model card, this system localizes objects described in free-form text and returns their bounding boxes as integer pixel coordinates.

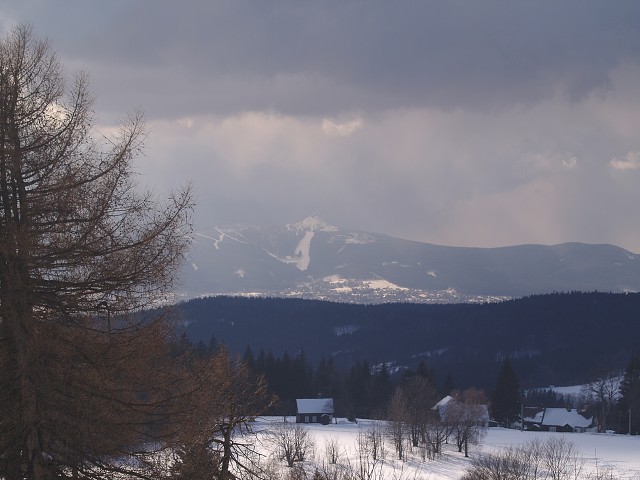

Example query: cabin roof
[541,408,592,428]
[296,398,334,414]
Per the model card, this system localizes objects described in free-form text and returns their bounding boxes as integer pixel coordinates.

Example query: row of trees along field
[192,333,640,437]
[0,25,277,480]
[179,335,492,461]
[192,335,509,423]
[178,332,436,419]
[243,345,444,420]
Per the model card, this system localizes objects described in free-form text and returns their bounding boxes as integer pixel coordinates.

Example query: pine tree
[442,372,456,397]
[371,363,393,417]
[619,355,640,434]
[348,360,372,420]
[490,358,521,427]
[243,344,256,370]
[415,359,437,386]
[315,357,331,396]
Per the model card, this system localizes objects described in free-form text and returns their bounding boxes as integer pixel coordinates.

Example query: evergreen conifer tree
[490,358,521,427]
[619,355,640,434]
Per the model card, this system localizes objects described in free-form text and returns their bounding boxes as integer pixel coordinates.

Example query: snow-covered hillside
[179,216,640,303]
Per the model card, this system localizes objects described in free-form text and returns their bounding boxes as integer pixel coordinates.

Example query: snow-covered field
[249,417,640,479]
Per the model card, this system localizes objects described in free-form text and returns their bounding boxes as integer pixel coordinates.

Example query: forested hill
[176,292,640,389]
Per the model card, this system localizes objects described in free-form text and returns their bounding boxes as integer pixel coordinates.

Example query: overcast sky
[3,1,640,251]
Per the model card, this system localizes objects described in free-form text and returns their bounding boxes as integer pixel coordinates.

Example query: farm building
[524,407,594,433]
[433,395,491,427]
[296,398,334,425]
[541,407,594,432]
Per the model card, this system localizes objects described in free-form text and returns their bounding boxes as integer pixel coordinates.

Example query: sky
[2,1,640,251]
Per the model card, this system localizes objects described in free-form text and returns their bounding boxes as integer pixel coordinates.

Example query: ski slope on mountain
[180,217,640,303]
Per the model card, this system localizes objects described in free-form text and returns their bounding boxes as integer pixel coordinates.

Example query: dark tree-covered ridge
[178,291,640,389]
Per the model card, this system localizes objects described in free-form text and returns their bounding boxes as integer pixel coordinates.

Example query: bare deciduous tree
[172,347,276,480]
[0,24,192,480]
[363,421,385,462]
[446,388,489,457]
[581,374,619,432]
[401,376,436,449]
[461,437,586,480]
[387,388,408,461]
[269,422,315,468]
[542,436,583,480]
[423,407,449,460]
[342,427,383,480]
[324,437,341,465]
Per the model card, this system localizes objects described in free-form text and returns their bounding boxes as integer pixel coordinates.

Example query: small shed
[296,398,334,425]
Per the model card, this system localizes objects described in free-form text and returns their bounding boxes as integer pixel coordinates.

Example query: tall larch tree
[0,25,192,480]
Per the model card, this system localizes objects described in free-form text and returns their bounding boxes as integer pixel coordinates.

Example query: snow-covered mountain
[178,216,640,303]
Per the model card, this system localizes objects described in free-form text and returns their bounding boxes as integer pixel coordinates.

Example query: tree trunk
[221,426,232,479]
[8,302,52,479]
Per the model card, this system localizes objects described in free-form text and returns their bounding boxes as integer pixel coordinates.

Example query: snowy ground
[249,417,640,480]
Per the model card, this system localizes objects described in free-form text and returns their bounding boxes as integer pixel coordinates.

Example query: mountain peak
[287,216,338,234]
[182,220,640,304]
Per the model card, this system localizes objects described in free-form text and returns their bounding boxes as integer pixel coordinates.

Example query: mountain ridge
[178,216,640,303]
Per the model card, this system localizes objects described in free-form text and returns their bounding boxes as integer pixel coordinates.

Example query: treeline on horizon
[174,291,640,389]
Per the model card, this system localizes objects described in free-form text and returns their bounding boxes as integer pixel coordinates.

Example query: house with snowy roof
[541,407,593,433]
[296,398,334,425]
[433,395,490,427]
[524,407,594,433]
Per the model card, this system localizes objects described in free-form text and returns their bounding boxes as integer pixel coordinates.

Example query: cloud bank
[3,1,640,251]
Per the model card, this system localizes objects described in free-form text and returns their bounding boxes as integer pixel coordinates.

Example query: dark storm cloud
[5,1,640,117]
[3,1,640,252]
